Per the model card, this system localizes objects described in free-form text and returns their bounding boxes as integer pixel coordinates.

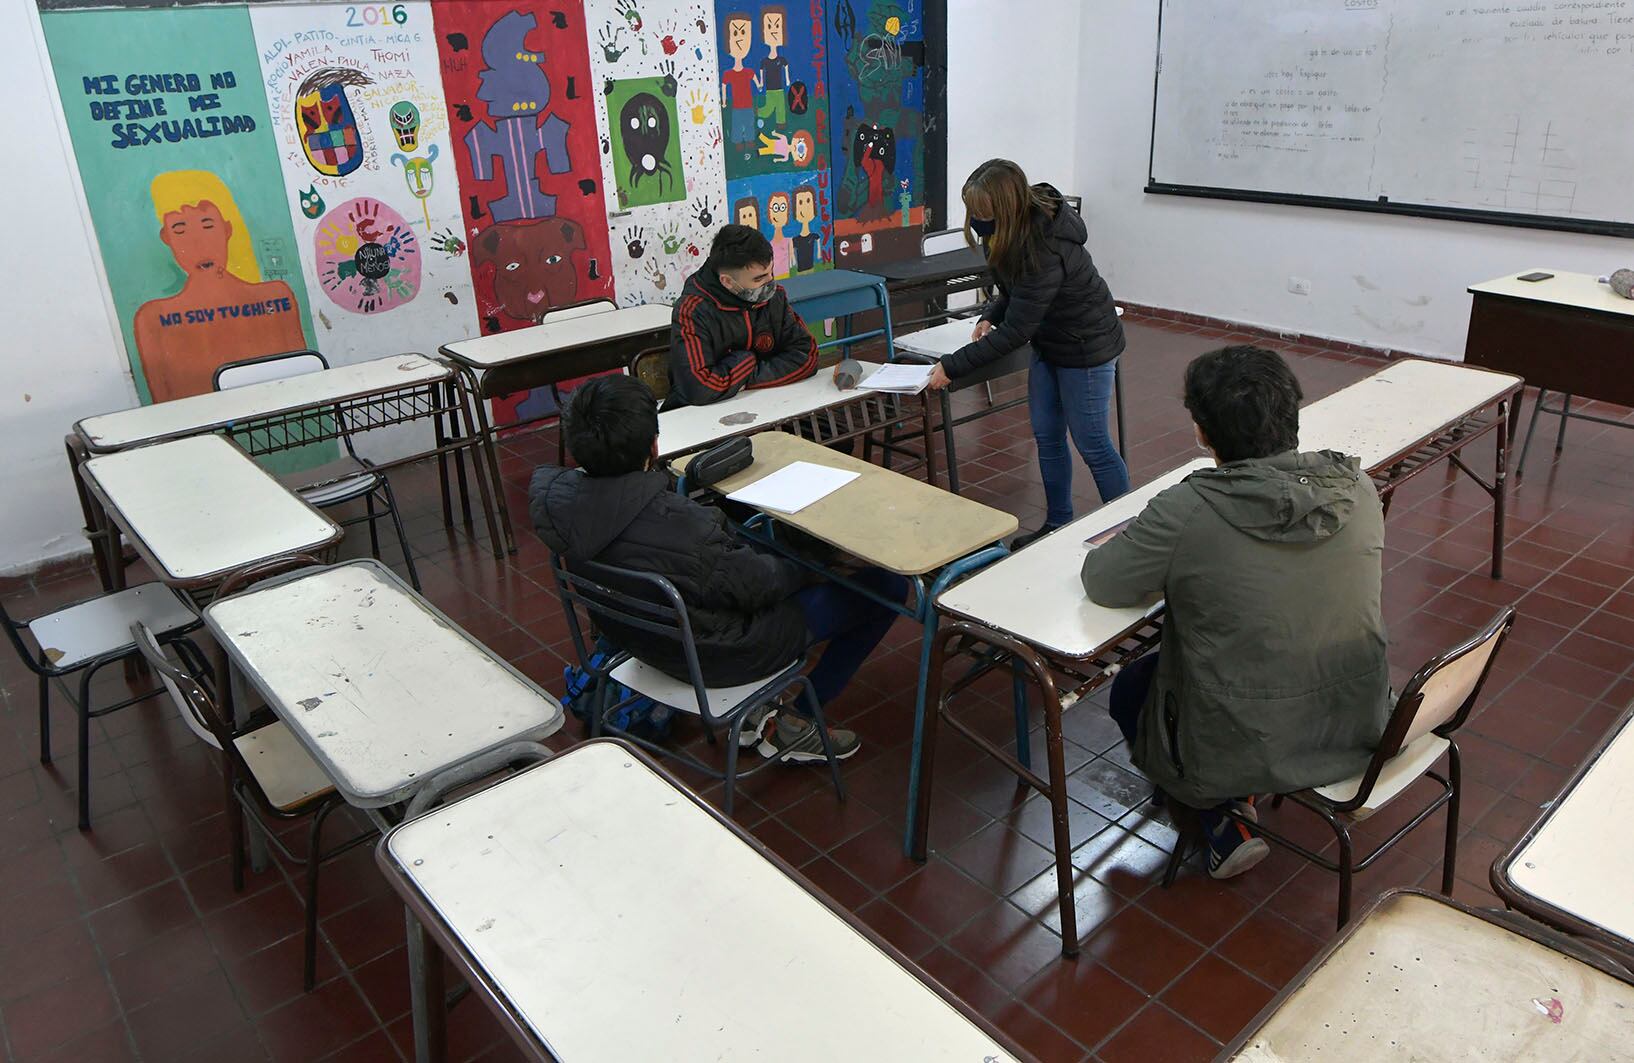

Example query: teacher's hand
[927,364,952,391]
[971,319,994,341]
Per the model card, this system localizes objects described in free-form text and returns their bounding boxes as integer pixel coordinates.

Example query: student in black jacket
[529,375,907,761]
[928,159,1130,547]
[667,225,819,407]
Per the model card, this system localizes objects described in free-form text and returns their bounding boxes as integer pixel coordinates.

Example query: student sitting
[529,374,907,760]
[668,224,818,407]
[1080,346,1390,879]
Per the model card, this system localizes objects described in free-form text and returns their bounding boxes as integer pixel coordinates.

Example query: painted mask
[392,145,439,199]
[389,101,421,151]
[618,93,673,192]
[296,67,373,177]
[477,10,553,118]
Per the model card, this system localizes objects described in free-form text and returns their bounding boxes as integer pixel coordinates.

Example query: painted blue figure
[464,10,572,222]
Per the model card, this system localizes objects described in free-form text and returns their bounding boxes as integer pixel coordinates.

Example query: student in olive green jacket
[1080,346,1390,880]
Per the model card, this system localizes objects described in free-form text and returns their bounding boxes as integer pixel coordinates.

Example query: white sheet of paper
[858,363,936,394]
[726,461,860,514]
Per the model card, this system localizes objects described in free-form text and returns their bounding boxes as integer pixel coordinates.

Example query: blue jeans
[1028,356,1130,527]
[793,568,908,707]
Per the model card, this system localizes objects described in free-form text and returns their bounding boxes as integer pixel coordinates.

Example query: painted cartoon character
[392,145,440,227]
[298,185,325,219]
[852,123,897,217]
[472,218,588,322]
[766,190,793,277]
[295,67,373,177]
[389,101,422,151]
[618,93,676,199]
[466,10,571,223]
[792,183,820,273]
[720,14,756,153]
[734,196,759,229]
[755,7,791,124]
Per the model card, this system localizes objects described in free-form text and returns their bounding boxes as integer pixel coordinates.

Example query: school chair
[131,556,374,991]
[213,350,420,591]
[2,580,203,830]
[549,555,846,817]
[628,345,672,404]
[1161,605,1516,929]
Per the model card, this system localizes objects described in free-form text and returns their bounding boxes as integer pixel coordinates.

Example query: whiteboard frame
[1143,2,1634,239]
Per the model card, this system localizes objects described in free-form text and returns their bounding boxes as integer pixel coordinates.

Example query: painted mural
[250,2,476,360]
[713,1,828,180]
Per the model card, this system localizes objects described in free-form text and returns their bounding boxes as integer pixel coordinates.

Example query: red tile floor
[3,314,1633,1061]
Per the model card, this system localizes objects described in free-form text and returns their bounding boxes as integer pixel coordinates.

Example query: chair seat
[234,721,336,812]
[1314,733,1451,820]
[609,657,797,719]
[278,458,380,507]
[27,583,196,670]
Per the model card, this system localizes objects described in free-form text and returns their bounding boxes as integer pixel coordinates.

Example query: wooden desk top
[80,435,340,586]
[381,741,1021,1062]
[681,433,1016,576]
[935,461,1208,658]
[76,354,450,452]
[204,560,563,808]
[655,364,883,458]
[1226,891,1634,1061]
[439,303,672,369]
[1469,270,1634,318]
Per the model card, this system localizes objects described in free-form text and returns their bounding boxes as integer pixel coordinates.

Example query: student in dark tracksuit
[929,159,1129,547]
[667,224,818,408]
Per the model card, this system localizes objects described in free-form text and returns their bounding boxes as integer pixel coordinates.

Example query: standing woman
[928,159,1129,546]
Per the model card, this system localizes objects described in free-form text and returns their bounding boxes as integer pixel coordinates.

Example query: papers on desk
[1084,517,1135,547]
[858,362,936,395]
[727,461,859,514]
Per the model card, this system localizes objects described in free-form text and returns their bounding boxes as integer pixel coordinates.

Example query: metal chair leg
[1441,743,1462,897]
[803,681,845,803]
[75,668,98,830]
[364,492,381,560]
[38,674,51,764]
[940,391,961,495]
[1113,359,1127,462]
[303,804,333,991]
[1336,824,1355,930]
[1011,661,1031,771]
[376,478,421,592]
[1555,394,1572,453]
[1040,690,1078,955]
[1515,389,1549,479]
[722,712,742,819]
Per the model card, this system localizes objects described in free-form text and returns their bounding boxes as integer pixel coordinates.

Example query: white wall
[1076,1,1632,359]
[947,0,1083,230]
[2,2,136,575]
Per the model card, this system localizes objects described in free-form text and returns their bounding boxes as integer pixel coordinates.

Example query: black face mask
[969,217,996,238]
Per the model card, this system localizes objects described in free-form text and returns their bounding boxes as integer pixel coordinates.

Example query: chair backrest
[920,228,967,256]
[0,595,49,677]
[628,345,671,403]
[209,554,325,607]
[131,620,231,752]
[213,350,330,391]
[1061,194,1084,214]
[548,554,718,722]
[545,298,618,322]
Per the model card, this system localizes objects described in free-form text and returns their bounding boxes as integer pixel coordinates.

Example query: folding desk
[79,434,342,599]
[1492,701,1634,968]
[779,269,895,357]
[1223,889,1634,1060]
[378,740,1027,1062]
[876,244,991,329]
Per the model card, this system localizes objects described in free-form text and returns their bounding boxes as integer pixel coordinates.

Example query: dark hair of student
[709,223,773,272]
[961,158,1055,281]
[563,375,659,477]
[1183,345,1304,464]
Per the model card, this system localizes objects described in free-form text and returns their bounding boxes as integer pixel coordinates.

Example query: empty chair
[213,350,419,590]
[627,344,671,404]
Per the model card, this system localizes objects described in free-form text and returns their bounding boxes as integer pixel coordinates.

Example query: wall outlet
[1287,276,1312,296]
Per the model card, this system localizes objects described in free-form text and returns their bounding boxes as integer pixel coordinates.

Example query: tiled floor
[3,314,1632,1061]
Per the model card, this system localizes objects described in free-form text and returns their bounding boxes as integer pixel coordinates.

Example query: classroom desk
[1221,889,1634,1061]
[202,559,563,812]
[1299,357,1523,578]
[71,353,509,574]
[1466,269,1634,475]
[80,435,342,597]
[780,269,895,354]
[379,740,1027,1063]
[1491,702,1634,968]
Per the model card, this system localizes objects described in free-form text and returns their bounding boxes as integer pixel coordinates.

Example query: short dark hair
[710,223,772,271]
[1183,345,1303,463]
[564,375,658,477]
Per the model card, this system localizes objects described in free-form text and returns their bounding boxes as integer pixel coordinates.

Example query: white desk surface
[77,354,449,452]
[385,742,1018,1062]
[81,435,340,585]
[1506,708,1634,950]
[1299,358,1521,471]
[936,461,1209,659]
[440,303,673,368]
[204,560,562,807]
[1469,269,1634,318]
[894,318,980,358]
[1228,891,1634,1061]
[656,362,883,458]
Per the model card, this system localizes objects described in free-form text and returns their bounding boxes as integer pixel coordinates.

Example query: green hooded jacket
[1080,450,1390,807]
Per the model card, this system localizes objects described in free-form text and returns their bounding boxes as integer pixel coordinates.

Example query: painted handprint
[645,259,669,292]
[616,0,647,53]
[624,226,646,259]
[658,222,683,255]
[597,23,627,63]
[657,59,678,96]
[686,87,709,125]
[657,19,687,56]
[692,196,714,228]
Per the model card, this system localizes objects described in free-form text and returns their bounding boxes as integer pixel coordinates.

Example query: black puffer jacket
[666,265,818,408]
[529,465,809,686]
[941,183,1125,377]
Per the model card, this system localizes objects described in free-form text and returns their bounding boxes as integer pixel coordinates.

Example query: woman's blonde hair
[150,170,261,282]
[961,158,1055,281]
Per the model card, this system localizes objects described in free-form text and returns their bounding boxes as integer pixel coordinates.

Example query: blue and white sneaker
[1207,812,1269,880]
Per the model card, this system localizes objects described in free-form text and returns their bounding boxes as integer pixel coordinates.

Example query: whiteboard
[1148,0,1634,235]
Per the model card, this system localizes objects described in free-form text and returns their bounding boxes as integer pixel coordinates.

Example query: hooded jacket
[666,263,819,408]
[1080,450,1390,806]
[941,183,1126,378]
[529,464,809,685]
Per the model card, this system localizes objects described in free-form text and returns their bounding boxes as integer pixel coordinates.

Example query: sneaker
[737,703,779,748]
[1011,524,1063,551]
[1207,813,1269,880]
[757,714,861,763]
[1232,796,1259,825]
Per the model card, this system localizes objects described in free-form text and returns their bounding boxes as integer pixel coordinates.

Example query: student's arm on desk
[670,294,754,405]
[747,293,819,389]
[1079,485,1200,609]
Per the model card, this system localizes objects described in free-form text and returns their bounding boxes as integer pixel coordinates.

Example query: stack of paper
[858,363,936,395]
[726,461,860,514]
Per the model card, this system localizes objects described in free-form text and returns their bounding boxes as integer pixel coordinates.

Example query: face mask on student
[730,277,777,305]
[969,217,996,238]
